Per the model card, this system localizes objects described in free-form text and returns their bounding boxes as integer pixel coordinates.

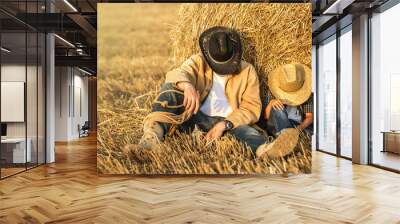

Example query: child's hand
[269,99,285,110]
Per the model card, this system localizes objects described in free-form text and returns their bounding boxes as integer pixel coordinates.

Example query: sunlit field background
[97,3,312,175]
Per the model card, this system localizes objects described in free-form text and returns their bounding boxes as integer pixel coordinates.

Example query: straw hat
[268,63,312,106]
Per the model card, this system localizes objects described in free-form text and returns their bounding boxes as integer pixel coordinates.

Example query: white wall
[1,65,26,139]
[54,67,89,141]
[1,63,46,164]
[72,73,89,138]
[1,64,26,81]
[1,65,40,138]
[55,67,70,141]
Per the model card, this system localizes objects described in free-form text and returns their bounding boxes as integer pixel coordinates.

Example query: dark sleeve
[267,90,275,102]
[302,93,314,114]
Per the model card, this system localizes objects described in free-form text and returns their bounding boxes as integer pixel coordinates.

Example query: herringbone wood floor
[0,135,399,224]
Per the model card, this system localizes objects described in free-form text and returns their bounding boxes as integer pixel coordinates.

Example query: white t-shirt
[286,105,302,123]
[200,72,233,117]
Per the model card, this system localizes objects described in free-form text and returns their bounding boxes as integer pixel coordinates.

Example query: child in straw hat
[258,64,314,158]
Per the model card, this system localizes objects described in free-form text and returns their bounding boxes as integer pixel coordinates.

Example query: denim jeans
[152,83,268,154]
[266,108,313,137]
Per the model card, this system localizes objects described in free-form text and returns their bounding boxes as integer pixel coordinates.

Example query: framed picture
[97,3,312,175]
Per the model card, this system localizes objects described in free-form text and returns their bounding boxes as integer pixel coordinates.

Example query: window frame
[315,24,353,161]
[367,1,400,173]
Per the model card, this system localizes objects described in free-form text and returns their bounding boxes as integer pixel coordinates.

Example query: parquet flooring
[1,135,400,223]
[0,167,26,178]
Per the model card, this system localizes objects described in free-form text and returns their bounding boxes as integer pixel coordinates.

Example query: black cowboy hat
[199,26,242,75]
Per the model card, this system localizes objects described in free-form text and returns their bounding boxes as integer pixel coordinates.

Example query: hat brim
[268,64,312,106]
[199,26,242,75]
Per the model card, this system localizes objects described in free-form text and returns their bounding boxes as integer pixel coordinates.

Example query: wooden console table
[382,131,400,154]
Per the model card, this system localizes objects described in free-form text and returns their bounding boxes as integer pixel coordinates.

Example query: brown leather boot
[256,128,299,159]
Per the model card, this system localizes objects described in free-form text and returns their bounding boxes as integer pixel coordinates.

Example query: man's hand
[205,121,226,142]
[177,82,200,115]
[270,99,285,111]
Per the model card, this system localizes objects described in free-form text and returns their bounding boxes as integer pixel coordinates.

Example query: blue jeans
[266,108,313,137]
[152,83,268,154]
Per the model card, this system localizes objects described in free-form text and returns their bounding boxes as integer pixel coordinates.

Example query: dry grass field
[97,3,312,175]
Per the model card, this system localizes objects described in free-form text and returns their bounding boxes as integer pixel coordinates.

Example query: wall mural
[97,3,313,175]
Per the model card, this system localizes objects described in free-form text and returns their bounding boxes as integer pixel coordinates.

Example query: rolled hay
[97,3,313,175]
[170,3,312,97]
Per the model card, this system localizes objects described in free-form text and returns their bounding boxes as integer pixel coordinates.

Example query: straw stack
[170,3,312,96]
[97,3,313,175]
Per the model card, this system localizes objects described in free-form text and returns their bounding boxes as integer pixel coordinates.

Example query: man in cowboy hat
[261,63,313,156]
[137,26,296,158]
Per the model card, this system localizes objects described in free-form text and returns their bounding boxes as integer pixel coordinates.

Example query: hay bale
[170,3,312,97]
[97,4,313,175]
